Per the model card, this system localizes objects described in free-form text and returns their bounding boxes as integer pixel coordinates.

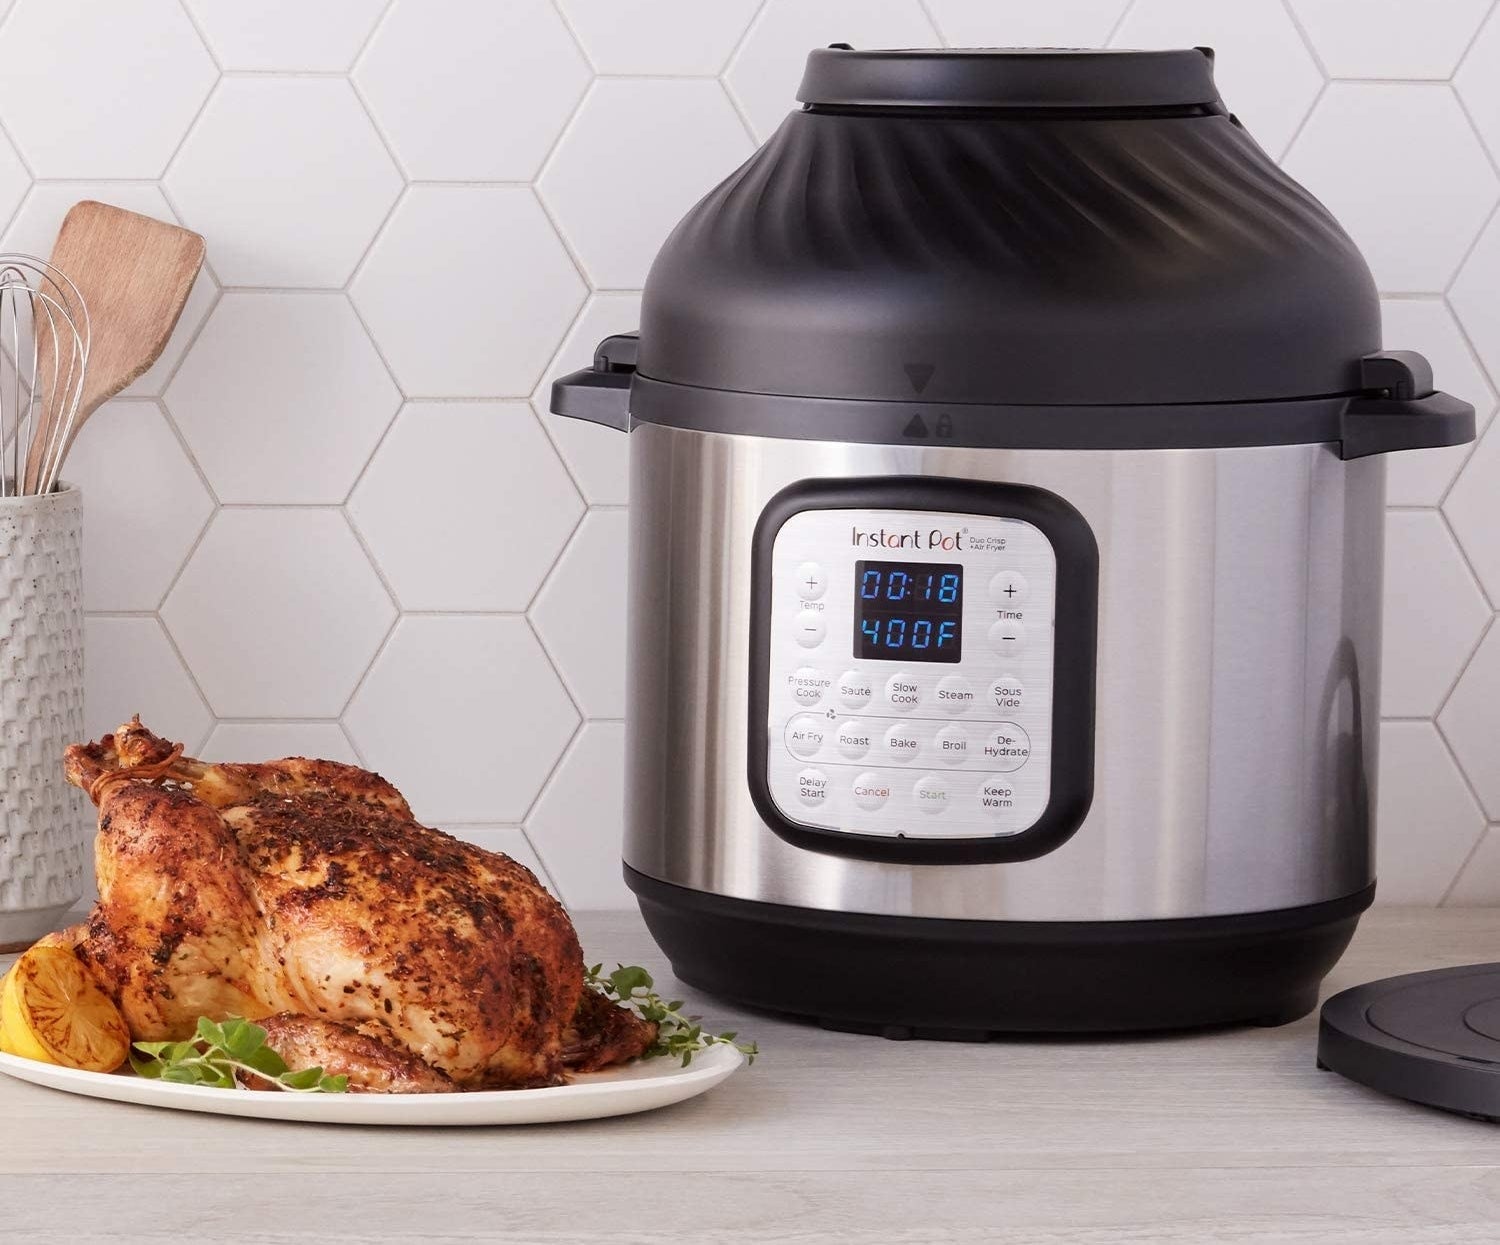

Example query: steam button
[935,675,975,713]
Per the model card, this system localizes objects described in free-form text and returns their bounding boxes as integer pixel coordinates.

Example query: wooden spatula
[23,201,205,493]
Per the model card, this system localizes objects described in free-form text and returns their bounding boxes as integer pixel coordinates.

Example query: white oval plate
[0,1044,743,1126]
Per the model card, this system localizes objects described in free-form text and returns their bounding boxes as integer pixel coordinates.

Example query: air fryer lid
[553,47,1474,458]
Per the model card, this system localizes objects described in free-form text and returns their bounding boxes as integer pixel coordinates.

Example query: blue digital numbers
[853,561,963,664]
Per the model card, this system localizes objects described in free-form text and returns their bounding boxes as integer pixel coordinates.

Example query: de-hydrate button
[835,719,873,760]
[796,768,831,807]
[981,723,1031,772]
[785,714,827,758]
[882,722,921,763]
[988,619,1026,657]
[788,666,830,707]
[852,772,891,811]
[913,774,951,814]
[838,669,873,709]
[794,610,826,648]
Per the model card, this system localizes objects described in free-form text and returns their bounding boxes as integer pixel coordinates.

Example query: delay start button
[797,768,830,807]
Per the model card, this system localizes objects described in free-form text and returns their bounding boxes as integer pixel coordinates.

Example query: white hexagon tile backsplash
[0,0,1496,907]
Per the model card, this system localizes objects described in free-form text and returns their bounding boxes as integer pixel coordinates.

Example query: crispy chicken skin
[61,718,655,1090]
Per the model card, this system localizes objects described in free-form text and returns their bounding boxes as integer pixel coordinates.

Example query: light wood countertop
[4,907,1500,1243]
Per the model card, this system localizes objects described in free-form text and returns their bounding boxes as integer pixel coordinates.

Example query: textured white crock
[0,482,85,950]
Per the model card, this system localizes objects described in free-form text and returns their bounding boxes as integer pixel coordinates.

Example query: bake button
[982,723,1031,773]
[838,669,873,709]
[988,675,1024,712]
[788,666,830,707]
[852,772,890,811]
[835,720,872,760]
[987,619,1026,656]
[978,778,1017,816]
[990,571,1028,605]
[785,714,827,759]
[913,775,951,814]
[934,724,969,766]
[934,675,975,713]
[796,768,831,808]
[794,561,828,601]
[794,610,826,649]
[882,722,921,763]
[884,672,921,709]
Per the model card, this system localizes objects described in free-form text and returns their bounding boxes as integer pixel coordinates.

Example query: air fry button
[982,723,1031,772]
[786,714,827,759]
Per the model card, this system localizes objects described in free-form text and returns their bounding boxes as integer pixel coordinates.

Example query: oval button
[988,619,1026,656]
[981,723,1031,772]
[838,669,873,709]
[785,714,827,759]
[788,666,829,707]
[882,722,921,763]
[934,675,975,714]
[852,772,890,811]
[913,775,951,814]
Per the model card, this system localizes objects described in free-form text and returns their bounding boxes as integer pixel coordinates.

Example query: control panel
[765,506,1058,840]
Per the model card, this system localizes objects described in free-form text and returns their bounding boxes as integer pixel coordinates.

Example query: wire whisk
[0,254,89,497]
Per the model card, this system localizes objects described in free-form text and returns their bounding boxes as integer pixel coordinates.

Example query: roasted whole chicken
[53,719,655,1092]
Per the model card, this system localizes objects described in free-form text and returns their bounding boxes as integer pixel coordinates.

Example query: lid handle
[1340,350,1474,460]
[550,332,637,433]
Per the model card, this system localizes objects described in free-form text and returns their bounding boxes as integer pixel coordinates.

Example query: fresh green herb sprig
[586,963,758,1067]
[129,1016,349,1093]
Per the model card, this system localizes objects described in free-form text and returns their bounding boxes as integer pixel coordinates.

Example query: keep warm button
[982,723,1031,773]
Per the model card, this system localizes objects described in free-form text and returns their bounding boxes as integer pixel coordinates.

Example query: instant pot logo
[851,526,965,551]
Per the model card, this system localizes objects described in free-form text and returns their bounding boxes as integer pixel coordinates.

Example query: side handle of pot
[549,332,637,432]
[1340,350,1476,460]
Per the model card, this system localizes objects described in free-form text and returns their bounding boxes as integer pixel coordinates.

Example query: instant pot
[552,47,1475,1035]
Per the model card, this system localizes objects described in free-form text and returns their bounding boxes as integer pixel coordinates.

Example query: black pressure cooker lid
[552,47,1474,459]
[1319,965,1500,1121]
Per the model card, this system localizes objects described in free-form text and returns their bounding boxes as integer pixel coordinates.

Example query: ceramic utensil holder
[0,482,85,951]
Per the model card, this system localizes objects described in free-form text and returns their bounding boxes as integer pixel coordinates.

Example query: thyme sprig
[587,963,758,1067]
[129,1016,349,1093]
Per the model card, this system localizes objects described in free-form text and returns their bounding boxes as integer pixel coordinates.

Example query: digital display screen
[853,561,963,663]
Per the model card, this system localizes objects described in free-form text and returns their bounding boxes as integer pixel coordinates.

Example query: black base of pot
[627,866,1374,1038]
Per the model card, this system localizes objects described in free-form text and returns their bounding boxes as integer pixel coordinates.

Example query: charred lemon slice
[0,945,129,1072]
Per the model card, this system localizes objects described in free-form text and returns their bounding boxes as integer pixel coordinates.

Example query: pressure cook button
[982,723,1032,772]
[989,675,1024,712]
[884,672,921,709]
[935,724,969,766]
[852,773,890,811]
[988,619,1026,656]
[882,722,921,763]
[990,571,1028,605]
[794,561,828,601]
[838,669,873,708]
[788,666,830,707]
[913,775,951,814]
[796,768,830,808]
[835,720,872,760]
[794,610,826,649]
[786,715,827,759]
[934,675,975,713]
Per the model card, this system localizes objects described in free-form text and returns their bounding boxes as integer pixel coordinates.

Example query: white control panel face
[766,508,1057,839]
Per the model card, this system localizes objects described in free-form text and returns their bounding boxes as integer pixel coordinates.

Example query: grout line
[1438,496,1496,614]
[1434,610,1496,724]
[1278,0,1331,80]
[517,706,585,827]
[337,718,369,768]
[1452,80,1500,181]
[159,70,223,184]
[154,495,217,611]
[1278,78,1328,162]
[151,612,220,728]
[337,608,402,719]
[530,182,597,303]
[548,0,597,75]
[526,501,590,616]
[172,0,223,72]
[914,0,944,46]
[346,71,411,184]
[1103,0,1140,49]
[340,390,404,508]
[347,0,399,74]
[1438,820,1490,906]
[1453,0,1500,83]
[714,0,770,77]
[340,504,405,614]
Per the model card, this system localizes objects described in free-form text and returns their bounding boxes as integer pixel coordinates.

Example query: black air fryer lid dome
[553,47,1473,459]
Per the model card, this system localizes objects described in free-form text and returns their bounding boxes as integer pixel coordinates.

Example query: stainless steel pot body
[623,422,1382,923]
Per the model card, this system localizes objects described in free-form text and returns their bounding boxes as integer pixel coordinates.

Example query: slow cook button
[852,772,890,811]
[882,722,921,763]
[934,724,969,766]
[785,714,827,759]
[835,720,872,760]
[796,768,830,808]
[794,561,828,601]
[788,666,830,707]
[913,775,950,814]
[884,672,921,709]
[988,619,1026,656]
[989,675,1024,712]
[838,669,873,709]
[981,723,1031,772]
[794,610,826,649]
[934,675,974,713]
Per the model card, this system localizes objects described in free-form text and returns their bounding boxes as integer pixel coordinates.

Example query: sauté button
[838,669,873,709]
[852,773,891,811]
[990,571,1028,605]
[797,768,831,807]
[835,719,872,760]
[882,722,921,763]
[788,666,829,707]
[934,724,969,766]
[989,675,1024,712]
[934,675,975,713]
[913,775,951,814]
[794,610,826,648]
[795,561,828,601]
[988,619,1026,656]
[786,714,827,758]
[981,722,1031,772]
[884,672,921,709]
